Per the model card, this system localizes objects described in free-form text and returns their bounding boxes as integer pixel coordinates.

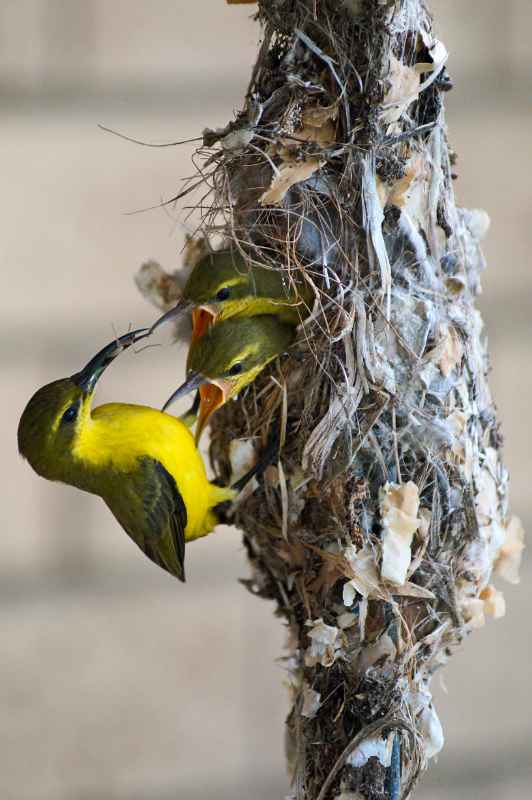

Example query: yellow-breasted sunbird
[163,315,296,440]
[17,331,235,582]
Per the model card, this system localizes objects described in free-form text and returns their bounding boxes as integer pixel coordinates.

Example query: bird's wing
[107,457,188,582]
[139,458,187,581]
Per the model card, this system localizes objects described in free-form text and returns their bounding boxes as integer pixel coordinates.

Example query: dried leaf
[343,544,385,601]
[461,596,485,629]
[305,618,341,667]
[278,105,337,156]
[381,55,421,124]
[380,482,421,586]
[447,409,467,460]
[438,325,463,377]
[494,516,525,584]
[376,156,424,209]
[462,581,506,630]
[407,508,431,579]
[343,540,434,603]
[259,159,323,205]
[392,582,435,600]
[297,105,337,147]
[480,585,506,619]
[302,104,338,127]
[301,683,321,719]
[424,324,463,377]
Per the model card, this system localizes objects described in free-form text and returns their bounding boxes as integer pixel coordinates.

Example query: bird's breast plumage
[72,403,225,539]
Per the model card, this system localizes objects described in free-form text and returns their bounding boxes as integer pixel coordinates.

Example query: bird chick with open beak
[162,315,296,442]
[148,248,313,343]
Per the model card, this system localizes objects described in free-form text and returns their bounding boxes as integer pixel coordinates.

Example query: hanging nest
[137,2,524,798]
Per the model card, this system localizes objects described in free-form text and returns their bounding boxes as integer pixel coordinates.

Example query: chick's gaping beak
[191,306,216,343]
[194,378,232,444]
[162,371,207,412]
[148,297,194,337]
[73,328,149,394]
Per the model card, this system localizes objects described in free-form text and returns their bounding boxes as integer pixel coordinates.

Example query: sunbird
[150,250,310,435]
[17,331,235,582]
[163,315,296,441]
[149,248,313,343]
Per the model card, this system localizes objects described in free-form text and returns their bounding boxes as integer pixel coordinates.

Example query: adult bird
[148,248,313,343]
[17,330,235,582]
[163,315,296,441]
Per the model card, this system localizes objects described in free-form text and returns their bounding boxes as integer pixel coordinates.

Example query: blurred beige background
[1,2,530,799]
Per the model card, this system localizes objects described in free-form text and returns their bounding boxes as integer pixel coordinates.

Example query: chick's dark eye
[229,362,243,376]
[61,403,79,424]
[216,287,231,301]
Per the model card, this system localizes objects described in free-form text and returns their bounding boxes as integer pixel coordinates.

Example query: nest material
[138,1,524,798]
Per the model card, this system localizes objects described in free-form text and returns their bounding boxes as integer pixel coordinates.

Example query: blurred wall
[1,2,530,799]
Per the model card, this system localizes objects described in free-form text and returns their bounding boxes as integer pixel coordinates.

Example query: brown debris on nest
[138,1,523,797]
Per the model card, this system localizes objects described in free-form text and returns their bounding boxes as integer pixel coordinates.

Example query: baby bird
[163,315,296,441]
[149,248,313,341]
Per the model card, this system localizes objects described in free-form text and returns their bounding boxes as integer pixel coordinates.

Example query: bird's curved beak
[147,297,194,337]
[191,306,217,343]
[161,371,232,442]
[162,371,207,412]
[73,328,149,394]
[195,378,232,443]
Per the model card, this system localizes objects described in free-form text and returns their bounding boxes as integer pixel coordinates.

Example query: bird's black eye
[229,362,243,376]
[61,403,79,425]
[216,287,231,301]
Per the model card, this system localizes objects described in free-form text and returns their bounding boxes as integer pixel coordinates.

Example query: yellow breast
[73,403,224,539]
